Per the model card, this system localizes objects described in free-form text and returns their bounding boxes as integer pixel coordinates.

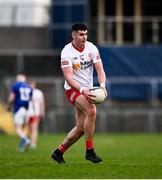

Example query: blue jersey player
[7,73,33,152]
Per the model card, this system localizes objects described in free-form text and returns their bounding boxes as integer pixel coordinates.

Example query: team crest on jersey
[79,55,84,61]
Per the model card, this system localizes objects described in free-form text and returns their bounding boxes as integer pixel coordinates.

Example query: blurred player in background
[7,73,33,152]
[27,80,45,149]
[51,23,107,164]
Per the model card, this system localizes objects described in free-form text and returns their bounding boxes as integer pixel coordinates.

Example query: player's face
[73,30,88,48]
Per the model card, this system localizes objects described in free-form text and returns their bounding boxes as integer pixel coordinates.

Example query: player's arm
[94,61,107,96]
[62,66,93,102]
[31,98,36,115]
[7,92,15,111]
[62,65,81,92]
[30,90,37,116]
[91,43,107,94]
[61,62,90,95]
[40,94,45,118]
[61,57,86,92]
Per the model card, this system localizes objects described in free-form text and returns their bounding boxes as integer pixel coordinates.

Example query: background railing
[96,16,162,45]
[107,77,162,106]
[1,77,162,133]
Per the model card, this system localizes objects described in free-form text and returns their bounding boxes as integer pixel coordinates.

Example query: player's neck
[72,41,84,52]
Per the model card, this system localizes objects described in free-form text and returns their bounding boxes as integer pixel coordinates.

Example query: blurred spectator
[7,73,32,152]
[27,80,45,149]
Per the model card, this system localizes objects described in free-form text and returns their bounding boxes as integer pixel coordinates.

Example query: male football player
[7,73,33,152]
[51,23,107,163]
[27,80,45,148]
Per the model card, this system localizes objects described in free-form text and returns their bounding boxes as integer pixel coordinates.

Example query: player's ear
[72,31,76,39]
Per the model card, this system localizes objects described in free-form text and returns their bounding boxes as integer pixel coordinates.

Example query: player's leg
[14,107,30,151]
[61,107,85,148]
[51,107,85,163]
[28,116,39,148]
[52,94,102,163]
[75,96,96,141]
[75,95,103,163]
[30,121,39,148]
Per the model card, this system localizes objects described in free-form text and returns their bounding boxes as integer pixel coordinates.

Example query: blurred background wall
[0,0,162,134]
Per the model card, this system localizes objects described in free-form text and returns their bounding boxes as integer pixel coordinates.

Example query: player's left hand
[87,90,97,104]
[101,87,108,97]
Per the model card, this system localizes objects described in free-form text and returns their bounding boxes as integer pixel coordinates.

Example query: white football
[90,87,106,104]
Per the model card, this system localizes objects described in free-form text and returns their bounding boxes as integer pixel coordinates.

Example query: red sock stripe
[86,140,93,149]
[58,144,67,153]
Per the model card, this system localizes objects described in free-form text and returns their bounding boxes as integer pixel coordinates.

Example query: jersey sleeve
[61,47,72,68]
[90,43,102,64]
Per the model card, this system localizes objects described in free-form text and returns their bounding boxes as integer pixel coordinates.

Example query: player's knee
[87,106,96,118]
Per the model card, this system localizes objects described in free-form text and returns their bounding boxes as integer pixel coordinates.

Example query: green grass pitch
[0,133,162,179]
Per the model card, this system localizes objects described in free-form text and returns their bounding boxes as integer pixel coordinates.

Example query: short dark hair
[72,23,88,32]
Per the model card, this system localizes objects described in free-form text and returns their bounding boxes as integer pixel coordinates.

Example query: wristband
[100,83,105,88]
[79,87,86,94]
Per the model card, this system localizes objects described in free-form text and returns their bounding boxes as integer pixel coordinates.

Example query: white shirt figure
[61,41,101,90]
[28,88,44,117]
[27,80,45,149]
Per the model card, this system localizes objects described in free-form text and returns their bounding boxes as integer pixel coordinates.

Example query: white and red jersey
[28,88,44,117]
[61,41,101,90]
